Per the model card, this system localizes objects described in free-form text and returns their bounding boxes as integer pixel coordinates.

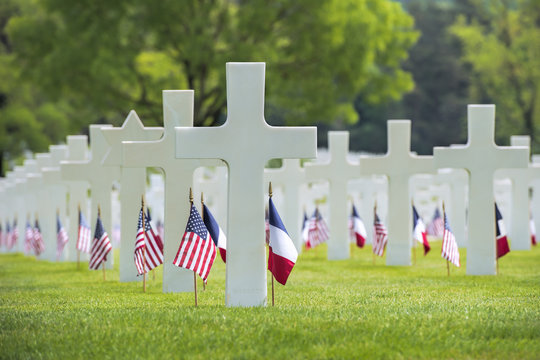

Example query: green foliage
[450,0,540,151]
[1,242,539,359]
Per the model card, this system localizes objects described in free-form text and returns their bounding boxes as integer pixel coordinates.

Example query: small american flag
[10,219,18,250]
[427,208,444,238]
[495,203,510,259]
[89,213,112,270]
[134,207,164,275]
[441,212,460,267]
[373,212,388,257]
[306,208,329,249]
[77,209,92,254]
[172,204,216,283]
[56,214,69,260]
[33,219,45,256]
[24,221,33,253]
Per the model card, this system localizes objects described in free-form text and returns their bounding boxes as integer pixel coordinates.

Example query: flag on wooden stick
[33,219,45,256]
[495,203,510,259]
[530,213,537,246]
[24,220,33,254]
[89,212,112,270]
[441,210,460,267]
[306,208,329,249]
[56,214,69,260]
[134,206,164,275]
[9,219,18,250]
[351,204,367,248]
[268,197,298,285]
[203,204,227,263]
[413,205,430,255]
[77,209,92,254]
[172,204,216,283]
[427,208,444,237]
[373,208,388,257]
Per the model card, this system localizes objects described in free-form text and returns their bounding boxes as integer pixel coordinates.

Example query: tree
[450,0,540,151]
[7,0,418,131]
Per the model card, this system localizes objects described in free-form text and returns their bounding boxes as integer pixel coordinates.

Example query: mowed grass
[0,241,539,359]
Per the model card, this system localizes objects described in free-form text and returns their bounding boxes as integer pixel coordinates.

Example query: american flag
[495,203,510,259]
[10,219,18,250]
[134,207,164,275]
[172,204,216,283]
[427,208,444,238]
[89,213,112,270]
[306,208,329,249]
[33,219,45,256]
[373,211,388,257]
[56,214,69,260]
[530,213,537,246]
[441,212,460,267]
[77,209,92,254]
[24,220,33,253]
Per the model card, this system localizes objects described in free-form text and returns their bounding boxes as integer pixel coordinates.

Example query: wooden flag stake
[77,204,81,270]
[200,192,206,292]
[447,260,450,276]
[142,195,147,293]
[190,188,198,307]
[98,205,106,281]
[269,182,275,307]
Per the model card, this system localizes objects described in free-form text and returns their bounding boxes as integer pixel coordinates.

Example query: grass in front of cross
[1,241,538,359]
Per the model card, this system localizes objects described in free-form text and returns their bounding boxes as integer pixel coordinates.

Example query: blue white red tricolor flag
[373,209,388,257]
[530,213,537,246]
[268,197,298,285]
[495,203,510,259]
[427,208,444,238]
[89,213,112,270]
[412,205,430,255]
[203,204,227,263]
[77,209,92,254]
[173,204,216,283]
[56,214,69,260]
[351,205,367,248]
[441,211,460,267]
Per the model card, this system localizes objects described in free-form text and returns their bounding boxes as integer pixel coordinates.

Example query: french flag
[351,205,367,248]
[203,204,227,263]
[412,205,430,255]
[495,203,510,258]
[268,197,298,285]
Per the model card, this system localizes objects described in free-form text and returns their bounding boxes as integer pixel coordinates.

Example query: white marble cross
[435,169,468,247]
[101,110,163,282]
[193,166,228,231]
[359,120,434,266]
[13,166,28,253]
[495,136,532,250]
[23,159,43,257]
[123,91,221,293]
[41,145,69,260]
[175,63,317,307]
[62,136,90,262]
[530,155,540,242]
[61,126,121,268]
[305,132,359,259]
[434,105,529,274]
[264,159,306,252]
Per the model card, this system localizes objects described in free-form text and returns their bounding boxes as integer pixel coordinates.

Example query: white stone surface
[61,126,120,269]
[359,120,434,266]
[101,110,163,282]
[123,91,221,293]
[530,155,540,243]
[193,166,228,232]
[305,132,359,259]
[264,159,306,252]
[436,169,468,247]
[14,166,28,253]
[175,63,317,307]
[434,105,528,275]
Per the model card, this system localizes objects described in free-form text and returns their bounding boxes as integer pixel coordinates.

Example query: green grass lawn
[1,241,539,359]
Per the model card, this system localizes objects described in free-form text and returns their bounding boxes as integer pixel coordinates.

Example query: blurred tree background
[0,0,538,176]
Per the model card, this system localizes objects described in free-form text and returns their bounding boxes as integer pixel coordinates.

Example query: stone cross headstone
[359,120,434,266]
[192,166,228,231]
[434,105,528,275]
[23,159,44,257]
[101,110,163,282]
[530,155,540,242]
[264,159,306,252]
[436,169,468,247]
[146,174,164,225]
[495,135,531,250]
[61,126,120,268]
[13,166,28,253]
[175,62,317,307]
[305,132,359,259]
[123,91,221,293]
[42,145,69,260]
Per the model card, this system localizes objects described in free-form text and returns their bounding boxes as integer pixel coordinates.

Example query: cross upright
[193,166,228,231]
[530,156,540,242]
[304,132,359,259]
[101,110,163,282]
[434,105,529,275]
[264,159,306,252]
[175,63,317,307]
[13,166,28,253]
[495,136,532,250]
[123,91,222,293]
[359,120,435,266]
[63,135,89,262]
[61,125,121,269]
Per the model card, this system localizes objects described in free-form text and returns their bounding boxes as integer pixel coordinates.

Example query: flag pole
[269,182,275,307]
[142,195,147,293]
[411,199,417,266]
[98,205,106,281]
[56,208,60,262]
[77,204,81,269]
[443,202,449,277]
[200,192,206,292]
[190,188,198,307]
